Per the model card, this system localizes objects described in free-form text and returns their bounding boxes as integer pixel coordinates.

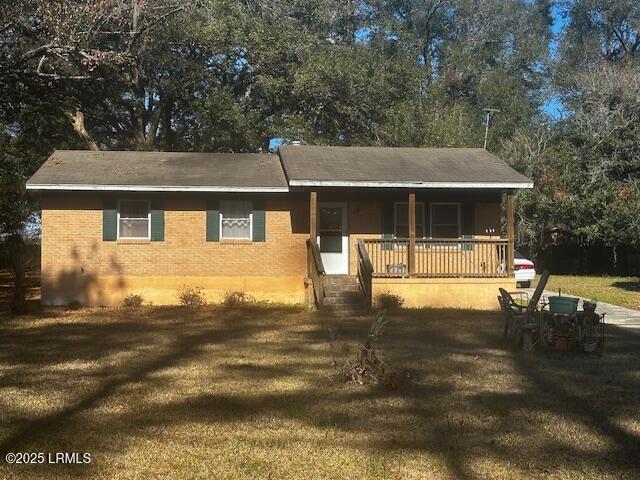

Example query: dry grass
[539,275,640,310]
[1,303,639,479]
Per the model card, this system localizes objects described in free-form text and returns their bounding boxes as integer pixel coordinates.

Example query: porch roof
[279,145,533,189]
[26,150,289,192]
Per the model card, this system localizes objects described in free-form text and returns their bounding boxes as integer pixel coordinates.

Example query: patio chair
[498,270,551,346]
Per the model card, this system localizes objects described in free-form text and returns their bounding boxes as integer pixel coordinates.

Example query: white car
[514,251,536,288]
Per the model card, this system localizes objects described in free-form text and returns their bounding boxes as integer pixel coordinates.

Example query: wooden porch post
[310,191,317,242]
[506,193,515,276]
[408,192,416,276]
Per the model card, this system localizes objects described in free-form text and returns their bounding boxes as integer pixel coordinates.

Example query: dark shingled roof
[26,146,533,192]
[26,150,289,192]
[278,145,532,188]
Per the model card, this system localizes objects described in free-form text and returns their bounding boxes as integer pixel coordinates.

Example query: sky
[545,2,569,119]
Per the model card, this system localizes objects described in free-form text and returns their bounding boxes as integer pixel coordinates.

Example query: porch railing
[306,238,326,305]
[363,238,509,278]
[356,240,374,308]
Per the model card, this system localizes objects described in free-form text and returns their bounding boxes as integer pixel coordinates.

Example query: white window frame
[117,199,151,240]
[430,202,461,239]
[219,199,253,241]
[393,201,426,239]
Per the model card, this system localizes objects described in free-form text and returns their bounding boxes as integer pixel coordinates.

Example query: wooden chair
[498,270,551,347]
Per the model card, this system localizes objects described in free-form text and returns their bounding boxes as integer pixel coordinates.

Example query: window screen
[118,200,150,239]
[394,202,425,238]
[220,200,252,240]
[431,203,460,238]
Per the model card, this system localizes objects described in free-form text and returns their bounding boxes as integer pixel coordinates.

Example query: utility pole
[483,108,500,149]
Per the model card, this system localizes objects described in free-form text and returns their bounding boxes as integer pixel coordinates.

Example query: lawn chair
[498,270,550,349]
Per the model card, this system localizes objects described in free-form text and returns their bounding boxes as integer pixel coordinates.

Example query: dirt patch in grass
[539,275,640,310]
[1,305,639,479]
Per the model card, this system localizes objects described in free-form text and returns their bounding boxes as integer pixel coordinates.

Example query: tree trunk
[67,109,99,151]
[162,94,175,151]
[8,234,27,315]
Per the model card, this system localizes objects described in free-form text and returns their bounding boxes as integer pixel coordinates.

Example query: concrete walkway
[524,288,640,335]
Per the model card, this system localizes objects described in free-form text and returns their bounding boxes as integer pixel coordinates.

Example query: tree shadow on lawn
[378,311,640,478]
[611,280,640,292]
[0,306,639,479]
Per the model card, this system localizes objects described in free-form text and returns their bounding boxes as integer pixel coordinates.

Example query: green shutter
[252,202,265,242]
[206,198,220,242]
[103,199,117,241]
[150,199,164,241]
[381,202,394,250]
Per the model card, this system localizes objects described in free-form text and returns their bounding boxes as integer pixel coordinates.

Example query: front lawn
[538,275,640,310]
[1,305,639,479]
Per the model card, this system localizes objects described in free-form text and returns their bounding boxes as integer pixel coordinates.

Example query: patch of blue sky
[550,2,569,58]
[269,137,284,152]
[355,27,371,43]
[543,96,567,120]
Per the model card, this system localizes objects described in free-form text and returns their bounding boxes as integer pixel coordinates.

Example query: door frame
[317,201,349,275]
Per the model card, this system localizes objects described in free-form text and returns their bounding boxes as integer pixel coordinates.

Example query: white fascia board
[25,184,289,193]
[288,180,534,189]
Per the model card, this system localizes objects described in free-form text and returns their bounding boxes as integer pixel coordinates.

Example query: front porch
[306,190,517,310]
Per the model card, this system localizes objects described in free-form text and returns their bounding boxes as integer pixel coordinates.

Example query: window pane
[320,234,342,253]
[120,218,149,238]
[432,204,458,225]
[416,203,424,223]
[395,204,408,225]
[395,203,424,238]
[220,200,252,239]
[319,207,342,232]
[396,225,409,238]
[432,225,459,238]
[120,201,148,218]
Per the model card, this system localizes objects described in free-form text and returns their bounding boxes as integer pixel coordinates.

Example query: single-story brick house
[26,145,533,310]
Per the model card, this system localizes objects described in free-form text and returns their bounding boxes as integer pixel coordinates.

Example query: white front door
[318,202,349,275]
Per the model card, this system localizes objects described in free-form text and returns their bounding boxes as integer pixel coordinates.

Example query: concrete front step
[324,290,363,298]
[323,306,369,316]
[325,283,360,290]
[322,298,364,307]
[321,275,368,316]
[324,275,359,284]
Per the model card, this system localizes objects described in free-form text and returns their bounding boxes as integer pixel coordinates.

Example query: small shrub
[177,285,207,307]
[375,292,404,311]
[68,300,82,310]
[340,309,399,388]
[223,290,257,306]
[122,294,144,309]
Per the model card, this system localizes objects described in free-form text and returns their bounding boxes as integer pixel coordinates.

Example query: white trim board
[288,180,533,189]
[25,184,289,192]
